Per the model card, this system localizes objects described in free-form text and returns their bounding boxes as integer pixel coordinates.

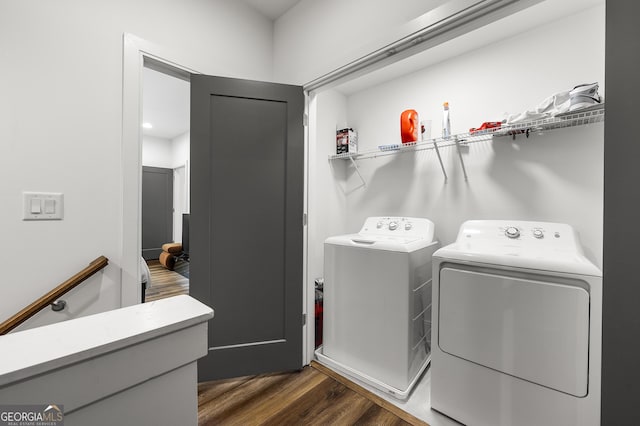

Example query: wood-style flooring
[145,259,427,425]
[144,259,189,302]
[198,361,427,426]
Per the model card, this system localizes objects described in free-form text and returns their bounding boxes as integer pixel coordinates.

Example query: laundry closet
[305,0,605,423]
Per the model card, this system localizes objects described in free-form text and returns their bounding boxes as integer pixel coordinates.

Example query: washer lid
[434,220,601,276]
[325,216,437,252]
[325,233,433,252]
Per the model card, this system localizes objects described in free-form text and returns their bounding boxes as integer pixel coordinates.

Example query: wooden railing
[0,256,109,335]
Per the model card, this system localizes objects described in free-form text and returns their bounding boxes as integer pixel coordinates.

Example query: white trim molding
[121,34,199,307]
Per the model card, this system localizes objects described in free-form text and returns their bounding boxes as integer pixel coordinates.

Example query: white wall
[309,3,605,277]
[142,132,189,169]
[171,131,190,169]
[0,0,273,328]
[273,0,445,85]
[346,5,605,144]
[142,136,173,168]
[306,90,350,292]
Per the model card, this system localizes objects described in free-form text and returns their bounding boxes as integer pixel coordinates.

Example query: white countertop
[0,295,213,387]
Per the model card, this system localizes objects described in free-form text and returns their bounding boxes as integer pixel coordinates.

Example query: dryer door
[438,267,590,397]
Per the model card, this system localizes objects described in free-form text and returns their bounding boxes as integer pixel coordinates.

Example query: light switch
[23,192,64,220]
[44,199,55,214]
[30,198,42,214]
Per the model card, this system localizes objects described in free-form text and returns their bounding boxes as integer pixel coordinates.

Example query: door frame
[121,33,198,308]
[121,33,313,364]
[172,163,189,244]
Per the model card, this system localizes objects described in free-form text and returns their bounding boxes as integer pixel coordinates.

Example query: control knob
[505,227,520,239]
[533,229,544,239]
[405,222,412,230]
[388,221,398,231]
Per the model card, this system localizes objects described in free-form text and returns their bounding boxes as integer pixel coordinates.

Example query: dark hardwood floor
[198,362,427,426]
[144,259,189,302]
[144,259,427,425]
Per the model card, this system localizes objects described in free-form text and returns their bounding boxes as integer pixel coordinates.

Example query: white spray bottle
[442,102,451,139]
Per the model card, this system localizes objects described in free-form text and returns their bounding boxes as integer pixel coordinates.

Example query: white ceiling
[241,0,301,20]
[142,67,190,140]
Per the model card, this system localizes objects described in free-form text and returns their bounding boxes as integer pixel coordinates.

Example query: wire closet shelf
[328,104,605,162]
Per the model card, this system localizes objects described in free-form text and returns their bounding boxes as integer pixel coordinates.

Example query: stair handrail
[0,256,109,335]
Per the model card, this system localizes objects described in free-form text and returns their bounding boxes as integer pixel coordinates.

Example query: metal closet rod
[303,0,524,93]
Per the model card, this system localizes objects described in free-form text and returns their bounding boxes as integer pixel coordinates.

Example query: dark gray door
[142,166,173,260]
[190,75,304,381]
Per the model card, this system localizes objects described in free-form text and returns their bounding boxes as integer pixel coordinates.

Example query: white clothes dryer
[431,220,602,426]
[317,217,440,399]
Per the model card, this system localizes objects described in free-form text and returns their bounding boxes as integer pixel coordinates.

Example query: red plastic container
[401,109,419,143]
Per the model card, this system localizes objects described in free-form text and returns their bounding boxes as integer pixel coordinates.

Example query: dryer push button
[505,227,520,239]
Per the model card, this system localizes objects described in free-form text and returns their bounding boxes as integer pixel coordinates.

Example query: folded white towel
[504,89,571,124]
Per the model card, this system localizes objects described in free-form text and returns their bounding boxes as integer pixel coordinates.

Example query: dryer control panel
[436,219,601,276]
[502,225,556,241]
[457,220,581,252]
[359,216,435,241]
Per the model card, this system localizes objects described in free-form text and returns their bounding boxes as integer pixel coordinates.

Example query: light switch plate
[23,192,64,220]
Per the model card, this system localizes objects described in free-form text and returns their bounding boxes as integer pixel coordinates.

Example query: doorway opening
[141,61,191,302]
[122,35,308,378]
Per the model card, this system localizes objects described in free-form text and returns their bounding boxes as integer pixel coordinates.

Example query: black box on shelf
[336,128,357,154]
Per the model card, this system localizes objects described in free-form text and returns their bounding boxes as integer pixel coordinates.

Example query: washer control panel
[361,216,435,241]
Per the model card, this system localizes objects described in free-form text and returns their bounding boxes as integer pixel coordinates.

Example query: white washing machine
[316,216,440,399]
[431,220,602,426]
